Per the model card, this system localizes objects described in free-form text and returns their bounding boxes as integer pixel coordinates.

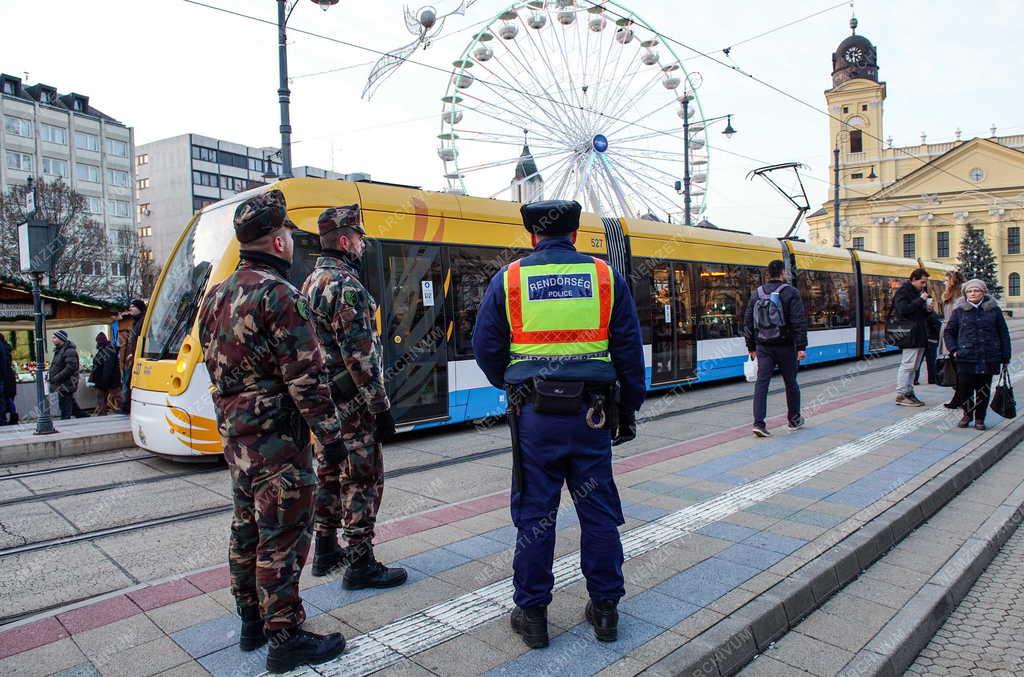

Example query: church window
[903,233,916,259]
[850,172,863,180]
[842,106,849,114]
[937,232,950,258]
[1010,273,1020,297]
[861,104,868,111]
[849,130,863,153]
[852,237,865,251]
[1008,227,1020,255]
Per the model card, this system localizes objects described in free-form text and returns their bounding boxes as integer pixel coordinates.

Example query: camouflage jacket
[301,251,390,418]
[198,252,342,469]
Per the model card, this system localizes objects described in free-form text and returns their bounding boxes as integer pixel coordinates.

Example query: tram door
[650,262,697,385]
[379,243,449,425]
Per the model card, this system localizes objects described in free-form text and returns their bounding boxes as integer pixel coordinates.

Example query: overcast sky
[1,0,1020,237]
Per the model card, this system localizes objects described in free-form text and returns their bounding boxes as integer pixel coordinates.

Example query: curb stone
[642,415,1024,677]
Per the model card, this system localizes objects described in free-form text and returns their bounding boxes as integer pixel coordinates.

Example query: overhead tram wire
[182,0,1002,225]
[595,3,1017,207]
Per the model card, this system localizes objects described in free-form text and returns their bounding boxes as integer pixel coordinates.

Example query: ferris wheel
[437,0,710,222]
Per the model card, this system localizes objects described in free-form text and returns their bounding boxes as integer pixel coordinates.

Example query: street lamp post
[23,177,56,435]
[833,128,850,248]
[680,97,736,226]
[276,0,340,179]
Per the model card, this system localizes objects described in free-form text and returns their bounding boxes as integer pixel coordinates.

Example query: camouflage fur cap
[318,204,366,237]
[234,189,296,243]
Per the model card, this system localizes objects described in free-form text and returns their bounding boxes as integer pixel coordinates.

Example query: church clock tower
[825,18,885,206]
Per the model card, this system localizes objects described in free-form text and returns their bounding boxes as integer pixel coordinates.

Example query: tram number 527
[590,237,604,249]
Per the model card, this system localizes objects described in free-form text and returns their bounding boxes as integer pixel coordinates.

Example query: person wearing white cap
[943,278,1012,430]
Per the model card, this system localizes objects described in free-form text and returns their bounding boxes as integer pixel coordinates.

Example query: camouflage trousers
[314,410,384,549]
[229,462,316,631]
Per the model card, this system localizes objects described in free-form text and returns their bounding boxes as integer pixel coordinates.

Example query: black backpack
[752,284,790,342]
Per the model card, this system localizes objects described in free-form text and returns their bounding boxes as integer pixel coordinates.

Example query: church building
[806,19,1024,304]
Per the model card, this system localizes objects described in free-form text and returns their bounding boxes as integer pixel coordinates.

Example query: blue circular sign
[593,134,609,153]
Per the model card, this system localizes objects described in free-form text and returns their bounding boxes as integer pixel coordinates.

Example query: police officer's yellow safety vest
[503,257,613,365]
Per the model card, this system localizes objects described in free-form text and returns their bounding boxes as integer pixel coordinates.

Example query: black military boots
[311,533,348,577]
[585,599,619,642]
[511,606,549,648]
[342,546,408,590]
[265,628,346,674]
[238,606,265,652]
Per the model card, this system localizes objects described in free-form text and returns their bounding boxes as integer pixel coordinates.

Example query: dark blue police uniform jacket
[471,237,646,609]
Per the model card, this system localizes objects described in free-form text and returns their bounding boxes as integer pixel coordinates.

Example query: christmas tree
[957,223,1003,298]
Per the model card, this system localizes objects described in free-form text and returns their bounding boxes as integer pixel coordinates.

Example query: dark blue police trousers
[511,402,625,609]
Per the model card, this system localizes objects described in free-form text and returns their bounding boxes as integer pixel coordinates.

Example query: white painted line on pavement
[282,402,959,677]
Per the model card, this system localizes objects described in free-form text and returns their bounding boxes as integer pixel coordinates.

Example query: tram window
[449,246,522,358]
[797,270,854,329]
[696,264,762,340]
[630,257,657,344]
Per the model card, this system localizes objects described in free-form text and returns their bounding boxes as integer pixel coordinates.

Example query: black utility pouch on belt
[531,378,585,415]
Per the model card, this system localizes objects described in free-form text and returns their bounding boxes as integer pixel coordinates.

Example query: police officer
[301,204,407,588]
[197,190,348,674]
[472,200,645,648]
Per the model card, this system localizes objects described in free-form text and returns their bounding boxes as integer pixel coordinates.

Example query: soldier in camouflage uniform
[301,204,406,589]
[197,190,348,674]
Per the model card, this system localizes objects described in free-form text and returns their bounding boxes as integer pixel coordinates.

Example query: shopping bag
[743,357,758,383]
[935,357,957,388]
[990,365,1016,419]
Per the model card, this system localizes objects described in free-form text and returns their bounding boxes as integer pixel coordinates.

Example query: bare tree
[110,228,158,304]
[0,178,111,297]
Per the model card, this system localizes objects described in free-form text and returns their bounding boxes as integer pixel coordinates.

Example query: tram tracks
[0,353,907,561]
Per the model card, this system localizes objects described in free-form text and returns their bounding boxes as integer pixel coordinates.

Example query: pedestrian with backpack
[743,259,809,437]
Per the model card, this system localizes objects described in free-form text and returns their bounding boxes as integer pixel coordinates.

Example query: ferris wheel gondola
[437,0,711,222]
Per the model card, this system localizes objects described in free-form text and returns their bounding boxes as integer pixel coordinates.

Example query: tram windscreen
[142,205,235,360]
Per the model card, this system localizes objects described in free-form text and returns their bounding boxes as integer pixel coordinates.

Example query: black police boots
[585,599,619,642]
[265,628,346,674]
[511,606,549,648]
[238,606,265,652]
[342,545,408,590]
[311,533,348,577]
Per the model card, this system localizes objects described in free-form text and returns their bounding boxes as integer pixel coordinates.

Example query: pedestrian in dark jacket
[90,332,120,416]
[915,311,943,385]
[118,298,146,414]
[943,279,1011,430]
[743,259,809,437]
[49,330,85,420]
[0,333,17,425]
[892,269,933,406]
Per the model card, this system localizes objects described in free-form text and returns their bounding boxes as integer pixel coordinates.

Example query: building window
[852,237,865,251]
[138,225,152,238]
[84,196,103,214]
[192,170,219,187]
[41,123,67,145]
[861,104,868,111]
[191,145,217,163]
[115,229,133,246]
[105,138,129,158]
[42,157,68,178]
[106,168,130,188]
[137,177,150,190]
[4,115,33,138]
[138,203,150,218]
[136,153,149,166]
[937,231,950,258]
[1,80,14,95]
[81,261,103,276]
[6,151,33,171]
[903,233,916,259]
[849,130,863,154]
[1008,227,1020,255]
[248,157,266,172]
[74,131,99,152]
[842,106,849,114]
[76,162,100,182]
[192,196,217,211]
[850,172,863,180]
[73,99,84,112]
[219,175,251,192]
[1010,273,1021,297]
[108,199,131,218]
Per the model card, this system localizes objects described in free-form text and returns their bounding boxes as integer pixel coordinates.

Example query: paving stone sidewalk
[905,517,1024,676]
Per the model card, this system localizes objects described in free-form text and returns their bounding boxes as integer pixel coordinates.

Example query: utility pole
[277,0,293,179]
[833,145,841,248]
[682,94,692,226]
[23,176,56,434]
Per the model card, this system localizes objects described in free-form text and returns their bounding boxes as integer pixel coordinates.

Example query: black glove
[612,409,637,446]
[375,409,396,442]
[321,440,348,465]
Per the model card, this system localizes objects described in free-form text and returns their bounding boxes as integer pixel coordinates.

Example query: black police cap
[521,200,582,235]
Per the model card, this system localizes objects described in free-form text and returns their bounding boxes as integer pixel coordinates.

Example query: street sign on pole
[25,190,35,214]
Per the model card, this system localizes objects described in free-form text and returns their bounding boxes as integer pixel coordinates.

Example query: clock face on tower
[844,46,864,64]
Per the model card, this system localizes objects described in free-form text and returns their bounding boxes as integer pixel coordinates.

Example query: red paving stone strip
[126,578,203,611]
[56,595,142,635]
[0,383,892,659]
[0,618,67,660]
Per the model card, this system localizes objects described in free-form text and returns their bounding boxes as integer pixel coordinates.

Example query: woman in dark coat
[943,278,1012,430]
